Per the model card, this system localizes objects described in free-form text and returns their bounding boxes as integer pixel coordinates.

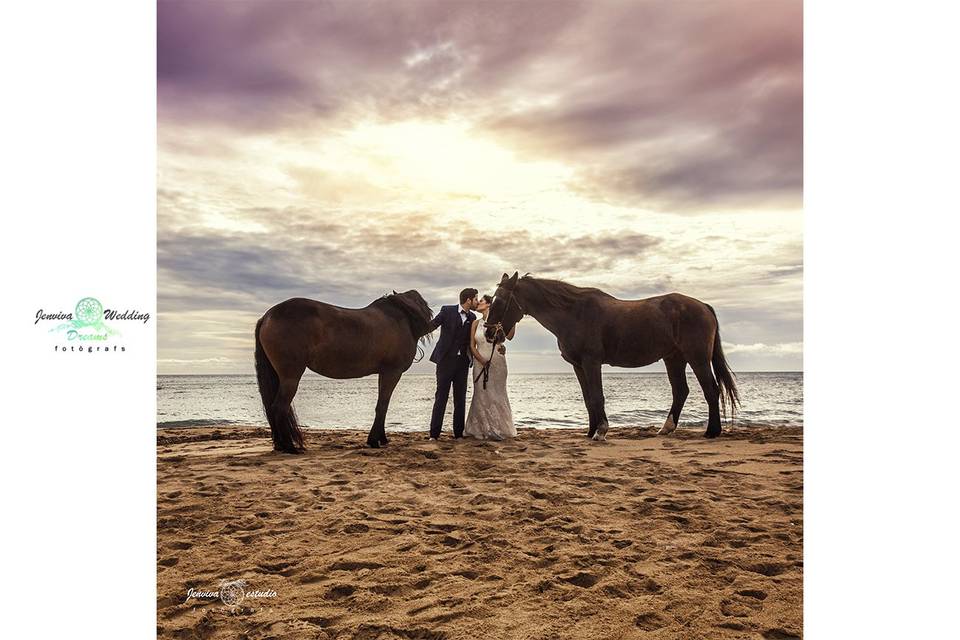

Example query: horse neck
[516,283,577,337]
[381,298,430,340]
[414,319,433,339]
[406,313,432,339]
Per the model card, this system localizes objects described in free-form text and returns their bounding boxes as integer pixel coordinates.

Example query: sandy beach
[157,426,802,639]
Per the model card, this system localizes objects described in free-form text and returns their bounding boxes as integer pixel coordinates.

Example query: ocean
[157,371,802,432]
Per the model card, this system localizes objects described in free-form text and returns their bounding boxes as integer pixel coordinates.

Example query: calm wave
[157,372,802,432]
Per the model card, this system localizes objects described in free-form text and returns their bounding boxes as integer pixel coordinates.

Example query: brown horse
[254,290,433,452]
[485,273,739,439]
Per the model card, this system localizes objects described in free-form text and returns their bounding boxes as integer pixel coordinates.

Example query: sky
[157,0,802,375]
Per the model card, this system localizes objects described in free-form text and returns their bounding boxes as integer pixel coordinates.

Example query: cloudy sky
[158,0,802,375]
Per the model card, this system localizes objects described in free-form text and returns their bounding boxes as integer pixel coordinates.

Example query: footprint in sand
[343,523,369,534]
[559,571,599,588]
[297,572,326,584]
[258,560,299,574]
[635,612,668,631]
[412,576,434,590]
[762,628,802,640]
[720,593,764,617]
[453,570,479,580]
[370,583,406,596]
[323,584,356,600]
[742,561,788,576]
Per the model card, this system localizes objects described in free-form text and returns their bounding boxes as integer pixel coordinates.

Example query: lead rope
[474,338,498,390]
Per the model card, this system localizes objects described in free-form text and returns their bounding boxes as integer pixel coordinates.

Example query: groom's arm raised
[428,306,445,332]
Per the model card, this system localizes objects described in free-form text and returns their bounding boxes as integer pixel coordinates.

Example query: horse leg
[690,360,722,438]
[368,369,402,448]
[573,364,597,438]
[271,374,305,453]
[660,356,689,435]
[582,362,609,441]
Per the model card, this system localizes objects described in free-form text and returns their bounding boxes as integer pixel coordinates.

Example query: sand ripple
[157,425,802,639]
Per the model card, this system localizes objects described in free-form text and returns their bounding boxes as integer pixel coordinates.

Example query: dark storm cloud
[483,2,803,209]
[157,0,584,129]
[158,0,801,212]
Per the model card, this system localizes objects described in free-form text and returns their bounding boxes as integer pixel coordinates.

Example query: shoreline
[156,421,804,432]
[158,425,802,639]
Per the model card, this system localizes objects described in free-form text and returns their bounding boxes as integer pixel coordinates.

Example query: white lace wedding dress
[464,318,516,440]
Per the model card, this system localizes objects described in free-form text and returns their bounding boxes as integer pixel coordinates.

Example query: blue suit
[429,305,477,364]
[428,305,476,437]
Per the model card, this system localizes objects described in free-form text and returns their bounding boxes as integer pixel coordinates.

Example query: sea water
[158,372,802,432]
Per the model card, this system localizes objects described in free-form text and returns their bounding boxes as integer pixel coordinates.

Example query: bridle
[474,285,524,390]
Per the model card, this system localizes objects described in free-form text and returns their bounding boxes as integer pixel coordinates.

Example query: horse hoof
[275,445,304,454]
[379,439,388,447]
[366,440,381,449]
[704,429,721,439]
[659,415,677,435]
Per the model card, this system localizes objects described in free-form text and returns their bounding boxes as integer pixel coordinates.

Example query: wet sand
[157,425,802,639]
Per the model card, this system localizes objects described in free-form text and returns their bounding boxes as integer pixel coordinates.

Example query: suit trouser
[430,353,470,438]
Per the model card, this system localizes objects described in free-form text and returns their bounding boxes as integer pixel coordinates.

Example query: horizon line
[159,370,804,376]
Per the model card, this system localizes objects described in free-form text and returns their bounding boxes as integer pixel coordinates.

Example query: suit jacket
[429,304,477,365]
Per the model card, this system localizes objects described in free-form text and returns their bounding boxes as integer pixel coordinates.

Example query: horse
[254,290,434,452]
[484,273,739,440]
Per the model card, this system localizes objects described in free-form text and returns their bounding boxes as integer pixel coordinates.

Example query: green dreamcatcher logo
[49,297,120,339]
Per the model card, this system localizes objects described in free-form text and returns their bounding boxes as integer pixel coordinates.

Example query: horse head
[485,271,524,343]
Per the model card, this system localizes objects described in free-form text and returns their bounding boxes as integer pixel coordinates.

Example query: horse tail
[706,305,740,418]
[255,317,305,453]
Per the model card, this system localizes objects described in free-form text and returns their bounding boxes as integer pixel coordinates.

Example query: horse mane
[380,290,434,343]
[518,275,614,309]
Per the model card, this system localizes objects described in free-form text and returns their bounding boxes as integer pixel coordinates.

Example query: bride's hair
[481,294,493,304]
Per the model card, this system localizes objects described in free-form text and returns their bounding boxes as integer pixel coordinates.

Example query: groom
[427,288,479,440]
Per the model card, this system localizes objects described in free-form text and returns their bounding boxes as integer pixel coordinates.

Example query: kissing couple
[427,287,517,441]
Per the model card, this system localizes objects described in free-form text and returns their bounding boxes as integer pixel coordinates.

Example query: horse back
[592,293,717,366]
[260,297,409,378]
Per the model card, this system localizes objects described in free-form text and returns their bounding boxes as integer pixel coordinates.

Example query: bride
[465,295,517,440]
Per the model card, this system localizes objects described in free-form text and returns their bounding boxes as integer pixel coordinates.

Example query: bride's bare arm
[506,325,516,340]
[470,319,488,366]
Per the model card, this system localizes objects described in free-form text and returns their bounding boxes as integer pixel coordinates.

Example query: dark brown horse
[485,273,739,439]
[254,290,433,452]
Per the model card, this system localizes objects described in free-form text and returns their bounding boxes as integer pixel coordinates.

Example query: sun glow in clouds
[192,117,592,233]
[339,119,574,199]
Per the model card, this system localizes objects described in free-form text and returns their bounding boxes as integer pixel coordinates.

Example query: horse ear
[392,290,398,295]
[500,273,509,283]
[510,271,519,284]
